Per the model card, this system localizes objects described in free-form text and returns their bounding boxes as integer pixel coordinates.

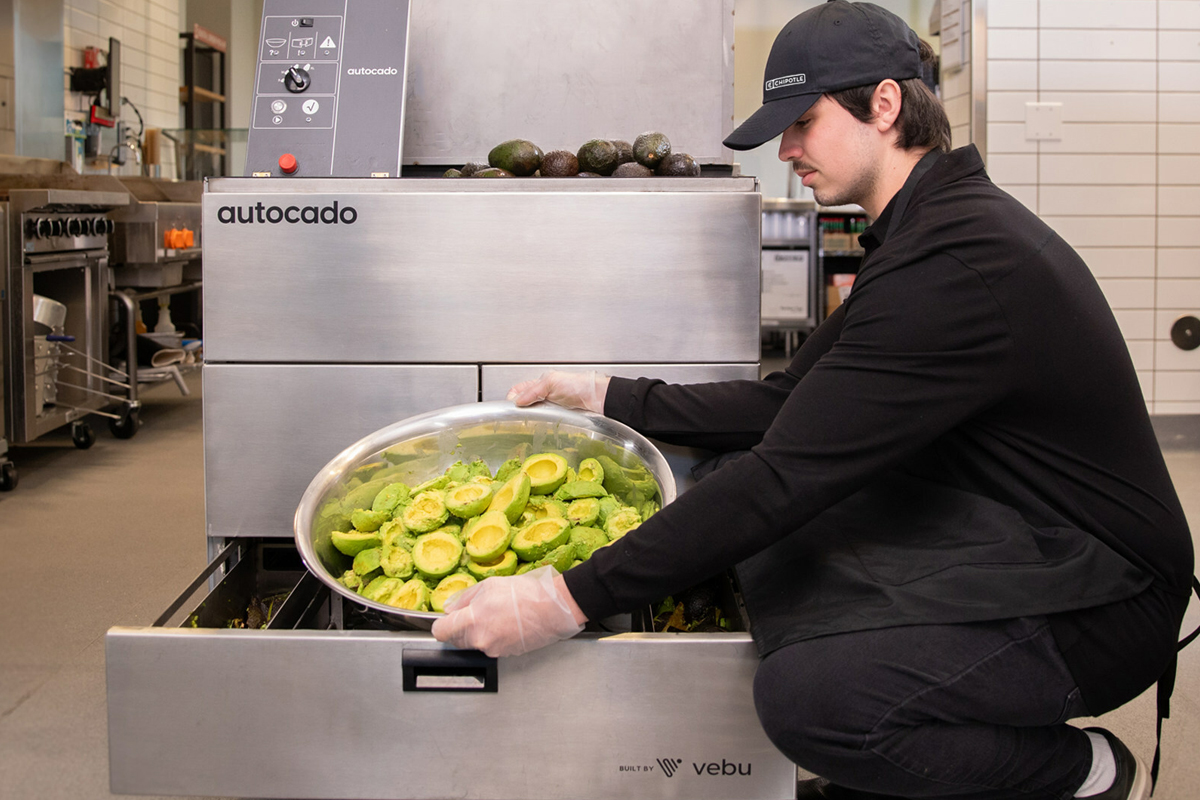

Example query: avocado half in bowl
[294,401,677,629]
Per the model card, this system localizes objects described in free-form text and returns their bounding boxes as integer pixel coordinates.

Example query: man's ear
[871,80,903,134]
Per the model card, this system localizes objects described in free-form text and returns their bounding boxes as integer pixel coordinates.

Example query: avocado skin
[474,167,514,178]
[459,162,487,177]
[633,132,672,169]
[488,139,544,176]
[577,139,619,175]
[657,152,701,177]
[613,162,653,178]
[541,150,580,177]
[611,140,635,166]
[577,172,602,178]
[443,168,462,178]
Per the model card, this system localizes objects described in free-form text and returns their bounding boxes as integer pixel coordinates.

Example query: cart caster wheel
[109,407,141,439]
[0,461,16,491]
[72,421,96,450]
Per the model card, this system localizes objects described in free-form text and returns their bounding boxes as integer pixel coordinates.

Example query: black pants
[753,589,1185,800]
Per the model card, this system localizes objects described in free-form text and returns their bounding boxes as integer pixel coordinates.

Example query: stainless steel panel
[202,185,761,364]
[107,628,796,800]
[403,0,735,166]
[203,364,479,538]
[482,363,760,493]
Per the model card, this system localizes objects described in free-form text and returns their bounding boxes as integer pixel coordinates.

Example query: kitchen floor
[1,364,1198,800]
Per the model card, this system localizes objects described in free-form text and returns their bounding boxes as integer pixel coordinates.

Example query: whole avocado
[576,139,620,176]
[611,140,635,166]
[613,162,653,178]
[459,162,487,177]
[442,168,462,178]
[633,132,672,169]
[488,139,543,176]
[656,152,701,177]
[474,167,514,178]
[541,150,580,177]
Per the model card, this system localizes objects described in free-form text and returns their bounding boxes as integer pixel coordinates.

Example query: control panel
[245,0,411,178]
[22,213,113,254]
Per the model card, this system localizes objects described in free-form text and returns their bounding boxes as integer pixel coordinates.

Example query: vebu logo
[765,73,806,91]
[657,758,683,778]
[346,66,398,75]
[652,758,752,778]
[217,201,357,225]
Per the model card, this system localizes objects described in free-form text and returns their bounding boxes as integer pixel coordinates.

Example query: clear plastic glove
[506,370,610,414]
[431,567,587,657]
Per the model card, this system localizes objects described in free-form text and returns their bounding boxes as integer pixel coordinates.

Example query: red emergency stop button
[279,153,298,174]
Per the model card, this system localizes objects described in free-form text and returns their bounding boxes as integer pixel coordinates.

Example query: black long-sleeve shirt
[563,146,1193,708]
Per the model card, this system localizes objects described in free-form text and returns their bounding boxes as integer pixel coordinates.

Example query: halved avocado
[464,510,514,562]
[597,496,622,526]
[576,455,604,482]
[553,480,607,502]
[412,530,464,580]
[431,573,477,612]
[566,497,601,527]
[350,508,388,532]
[331,529,382,557]
[412,474,450,495]
[494,458,522,482]
[444,482,494,518]
[467,459,493,479]
[511,517,572,561]
[372,482,410,515]
[569,526,609,560]
[379,519,418,552]
[388,579,430,610]
[604,507,643,541]
[522,452,569,495]
[488,472,531,524]
[361,575,402,603]
[640,499,661,520]
[338,569,363,591]
[353,547,383,576]
[532,494,568,520]
[401,491,450,533]
[380,545,415,579]
[466,549,520,580]
[533,543,576,574]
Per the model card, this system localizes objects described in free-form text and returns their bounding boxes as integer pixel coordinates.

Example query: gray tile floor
[1,368,1198,799]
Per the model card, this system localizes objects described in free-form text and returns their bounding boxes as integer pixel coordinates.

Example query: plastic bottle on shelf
[154,299,176,334]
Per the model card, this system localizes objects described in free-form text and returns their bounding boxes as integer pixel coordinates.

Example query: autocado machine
[104,2,794,798]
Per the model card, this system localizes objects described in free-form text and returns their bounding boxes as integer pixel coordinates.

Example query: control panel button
[284,66,310,93]
[67,217,82,236]
[35,218,51,238]
[50,219,64,237]
[279,153,298,174]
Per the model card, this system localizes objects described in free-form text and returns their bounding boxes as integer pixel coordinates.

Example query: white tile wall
[64,0,182,175]
[973,0,1200,413]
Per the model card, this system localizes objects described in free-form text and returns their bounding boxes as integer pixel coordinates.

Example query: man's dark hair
[827,39,951,153]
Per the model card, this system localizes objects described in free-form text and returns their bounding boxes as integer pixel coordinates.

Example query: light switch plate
[1025,102,1063,141]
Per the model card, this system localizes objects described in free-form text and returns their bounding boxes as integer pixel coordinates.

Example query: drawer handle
[402,648,497,693]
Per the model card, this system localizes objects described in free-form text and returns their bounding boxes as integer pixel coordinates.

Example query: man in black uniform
[433,3,1195,799]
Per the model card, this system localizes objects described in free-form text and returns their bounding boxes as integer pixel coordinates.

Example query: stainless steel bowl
[294,401,676,629]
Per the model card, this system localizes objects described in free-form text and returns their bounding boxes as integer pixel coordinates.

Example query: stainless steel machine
[105,2,796,797]
[0,182,137,464]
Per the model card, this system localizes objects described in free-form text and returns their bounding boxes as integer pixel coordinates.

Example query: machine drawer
[106,540,797,800]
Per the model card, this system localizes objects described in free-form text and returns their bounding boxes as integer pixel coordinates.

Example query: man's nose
[778,127,801,162]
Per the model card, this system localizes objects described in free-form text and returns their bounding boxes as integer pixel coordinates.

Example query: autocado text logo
[217,200,357,225]
[346,66,398,75]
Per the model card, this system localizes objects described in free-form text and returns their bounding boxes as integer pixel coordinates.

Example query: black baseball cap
[724,0,922,151]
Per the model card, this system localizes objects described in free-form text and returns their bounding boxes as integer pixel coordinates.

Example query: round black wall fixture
[1171,316,1200,351]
